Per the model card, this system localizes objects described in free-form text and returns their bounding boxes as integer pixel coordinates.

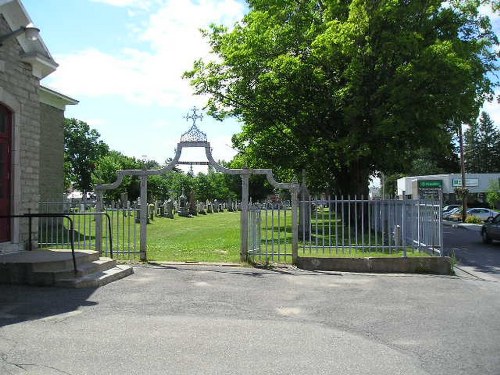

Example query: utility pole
[458,123,467,223]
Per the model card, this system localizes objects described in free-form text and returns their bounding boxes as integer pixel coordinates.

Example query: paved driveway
[444,222,500,281]
[1,264,499,374]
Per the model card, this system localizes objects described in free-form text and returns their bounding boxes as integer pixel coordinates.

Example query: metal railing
[0,213,78,273]
[299,198,442,256]
[248,197,443,262]
[39,202,139,259]
[38,211,114,258]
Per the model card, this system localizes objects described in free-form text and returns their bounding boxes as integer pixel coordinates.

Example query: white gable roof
[0,0,58,78]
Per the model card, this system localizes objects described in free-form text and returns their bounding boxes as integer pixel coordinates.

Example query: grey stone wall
[0,15,41,247]
[39,102,64,203]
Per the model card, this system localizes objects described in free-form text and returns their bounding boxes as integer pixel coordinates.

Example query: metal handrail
[62,212,114,258]
[1,213,77,273]
[0,211,114,274]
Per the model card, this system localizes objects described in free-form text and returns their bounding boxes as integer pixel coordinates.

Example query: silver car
[468,208,498,222]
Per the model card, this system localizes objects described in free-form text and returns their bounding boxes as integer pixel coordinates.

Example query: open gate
[95,108,299,262]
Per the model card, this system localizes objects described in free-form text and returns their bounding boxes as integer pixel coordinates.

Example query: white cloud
[481,92,500,128]
[479,4,500,22]
[47,0,244,110]
[90,0,154,9]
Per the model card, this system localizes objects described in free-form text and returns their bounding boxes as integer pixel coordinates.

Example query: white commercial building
[397,173,500,205]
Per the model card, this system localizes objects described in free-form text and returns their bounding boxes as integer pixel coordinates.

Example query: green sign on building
[418,180,443,189]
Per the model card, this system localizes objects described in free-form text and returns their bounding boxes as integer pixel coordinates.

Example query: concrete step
[54,258,117,280]
[31,250,100,273]
[55,265,134,288]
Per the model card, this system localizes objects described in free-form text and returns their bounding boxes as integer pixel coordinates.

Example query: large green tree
[92,150,142,201]
[64,118,109,194]
[184,0,498,195]
[464,111,500,172]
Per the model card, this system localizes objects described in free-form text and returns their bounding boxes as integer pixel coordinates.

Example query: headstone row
[103,197,241,221]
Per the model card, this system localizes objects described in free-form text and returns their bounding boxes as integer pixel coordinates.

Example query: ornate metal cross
[180,106,207,143]
[183,106,203,127]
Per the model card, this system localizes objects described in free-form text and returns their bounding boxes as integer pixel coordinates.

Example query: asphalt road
[443,222,500,281]
[1,263,500,375]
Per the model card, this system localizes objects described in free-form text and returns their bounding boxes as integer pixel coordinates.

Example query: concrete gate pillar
[240,169,250,263]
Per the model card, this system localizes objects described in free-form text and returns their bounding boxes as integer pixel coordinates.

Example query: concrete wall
[0,14,41,250]
[39,102,64,203]
[297,256,453,275]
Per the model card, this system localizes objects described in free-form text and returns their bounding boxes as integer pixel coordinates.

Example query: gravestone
[120,192,128,208]
[198,201,206,215]
[164,199,174,219]
[135,200,141,223]
[227,199,234,212]
[177,190,190,217]
[189,190,197,216]
[148,203,155,222]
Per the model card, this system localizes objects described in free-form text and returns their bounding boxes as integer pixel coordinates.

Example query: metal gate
[248,201,294,263]
[248,197,443,263]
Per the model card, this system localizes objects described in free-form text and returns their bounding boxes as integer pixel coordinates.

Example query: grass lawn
[147,212,242,263]
[145,211,433,263]
[43,210,436,263]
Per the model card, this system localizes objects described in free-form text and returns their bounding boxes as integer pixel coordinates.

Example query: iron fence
[300,197,442,257]
[38,202,140,259]
[248,197,442,263]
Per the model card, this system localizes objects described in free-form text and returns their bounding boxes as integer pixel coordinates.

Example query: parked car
[467,208,498,222]
[443,205,460,214]
[447,207,498,222]
[444,207,462,221]
[481,214,500,243]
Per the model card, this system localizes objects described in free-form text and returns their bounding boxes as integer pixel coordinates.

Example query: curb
[296,256,453,275]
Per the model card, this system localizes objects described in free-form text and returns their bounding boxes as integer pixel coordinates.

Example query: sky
[23,0,247,171]
[21,0,500,173]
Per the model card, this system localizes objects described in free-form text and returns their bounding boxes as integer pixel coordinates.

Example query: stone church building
[0,0,77,252]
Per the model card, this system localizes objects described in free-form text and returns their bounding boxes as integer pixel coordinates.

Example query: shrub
[465,215,483,224]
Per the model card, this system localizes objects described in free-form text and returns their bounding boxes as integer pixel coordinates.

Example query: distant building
[0,0,77,252]
[397,173,500,205]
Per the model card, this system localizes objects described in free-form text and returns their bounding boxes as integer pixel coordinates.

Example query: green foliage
[92,150,141,201]
[64,118,109,193]
[486,179,500,209]
[464,112,500,172]
[465,215,484,224]
[93,156,244,203]
[185,0,498,195]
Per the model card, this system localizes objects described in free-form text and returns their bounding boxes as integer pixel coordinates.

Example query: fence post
[140,174,148,262]
[439,193,444,256]
[240,169,250,262]
[95,191,103,255]
[291,184,299,264]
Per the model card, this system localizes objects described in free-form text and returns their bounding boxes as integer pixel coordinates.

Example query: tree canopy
[64,118,109,193]
[464,111,500,172]
[184,0,499,195]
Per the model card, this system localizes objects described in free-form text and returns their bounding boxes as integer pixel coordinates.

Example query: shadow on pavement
[0,284,97,327]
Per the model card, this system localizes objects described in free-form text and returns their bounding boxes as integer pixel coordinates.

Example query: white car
[467,208,499,222]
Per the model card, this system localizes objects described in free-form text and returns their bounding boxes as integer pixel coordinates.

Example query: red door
[0,104,11,242]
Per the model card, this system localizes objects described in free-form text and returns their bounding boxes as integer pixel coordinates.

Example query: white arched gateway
[95,108,300,262]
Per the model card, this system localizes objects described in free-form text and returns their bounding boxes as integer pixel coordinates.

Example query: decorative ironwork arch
[95,108,299,262]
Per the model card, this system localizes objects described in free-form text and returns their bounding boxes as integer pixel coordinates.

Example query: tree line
[64,118,274,204]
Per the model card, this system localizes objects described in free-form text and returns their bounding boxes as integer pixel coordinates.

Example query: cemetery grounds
[39,207,432,264]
